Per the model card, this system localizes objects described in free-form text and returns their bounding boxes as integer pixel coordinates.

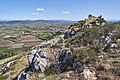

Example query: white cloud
[62,11,70,14]
[37,8,44,11]
[32,13,39,16]
[32,13,43,16]
[40,14,43,16]
[47,9,54,11]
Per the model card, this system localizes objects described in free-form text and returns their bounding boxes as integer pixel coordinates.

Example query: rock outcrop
[53,48,82,72]
[69,14,106,29]
[1,61,14,74]
[64,30,76,39]
[28,49,47,72]
[82,67,97,80]
[17,68,29,80]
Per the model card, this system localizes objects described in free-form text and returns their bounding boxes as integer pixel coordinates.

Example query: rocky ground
[0,15,120,80]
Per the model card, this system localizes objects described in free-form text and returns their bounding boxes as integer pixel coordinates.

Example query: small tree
[98,15,102,19]
[88,14,92,18]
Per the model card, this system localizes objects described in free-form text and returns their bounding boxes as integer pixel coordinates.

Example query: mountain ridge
[0,20,76,24]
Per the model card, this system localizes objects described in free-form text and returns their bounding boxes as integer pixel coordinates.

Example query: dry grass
[18,35,38,40]
[0,55,19,65]
[1,54,28,79]
[0,40,13,47]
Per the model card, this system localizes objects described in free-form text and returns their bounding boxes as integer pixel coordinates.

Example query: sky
[0,0,120,20]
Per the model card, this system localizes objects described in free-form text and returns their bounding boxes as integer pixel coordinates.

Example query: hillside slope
[0,15,120,80]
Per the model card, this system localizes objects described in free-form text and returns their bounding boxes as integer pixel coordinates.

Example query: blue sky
[0,0,120,20]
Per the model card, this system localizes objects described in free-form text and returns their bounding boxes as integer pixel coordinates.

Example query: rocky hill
[69,14,106,29]
[0,15,120,80]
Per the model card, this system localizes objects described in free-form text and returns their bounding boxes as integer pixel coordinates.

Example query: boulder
[28,49,47,72]
[82,67,97,80]
[38,42,46,48]
[107,43,117,50]
[72,62,82,71]
[107,33,113,37]
[54,49,82,72]
[64,31,70,39]
[1,61,14,74]
[64,30,76,39]
[17,69,29,80]
[98,32,114,43]
[98,35,110,42]
[109,43,117,48]
[58,49,73,63]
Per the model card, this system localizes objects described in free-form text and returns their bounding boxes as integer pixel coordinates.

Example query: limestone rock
[54,49,82,72]
[17,69,29,80]
[82,67,97,80]
[28,49,47,72]
[1,61,14,74]
[64,30,76,39]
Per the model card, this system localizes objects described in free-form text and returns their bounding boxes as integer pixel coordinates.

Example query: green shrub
[36,32,54,40]
[44,65,60,75]
[112,67,120,77]
[53,31,62,36]
[73,48,98,63]
[0,47,8,51]
[0,53,16,60]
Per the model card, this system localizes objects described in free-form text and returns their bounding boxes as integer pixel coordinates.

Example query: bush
[53,31,62,36]
[44,65,60,75]
[0,53,16,60]
[73,48,98,64]
[36,32,54,40]
[112,67,120,77]
[46,75,56,80]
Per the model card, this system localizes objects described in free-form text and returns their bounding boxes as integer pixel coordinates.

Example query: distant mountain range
[0,19,119,24]
[0,20,76,24]
[106,19,120,22]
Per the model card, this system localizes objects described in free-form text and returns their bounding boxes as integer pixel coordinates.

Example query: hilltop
[69,14,106,29]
